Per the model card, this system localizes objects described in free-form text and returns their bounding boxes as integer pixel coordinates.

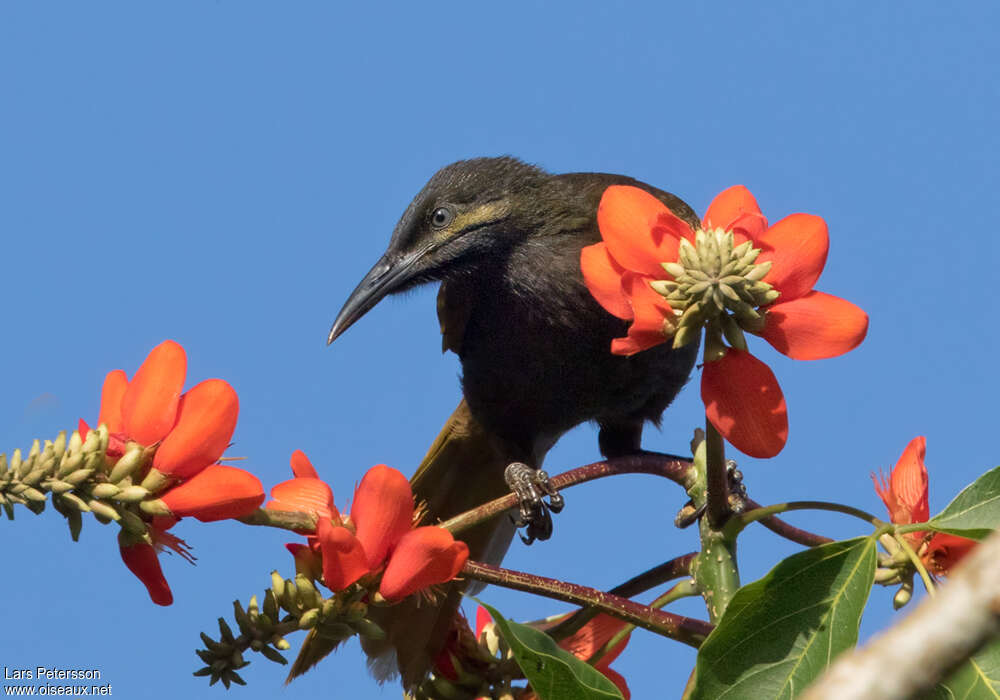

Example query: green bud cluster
[0,427,160,542]
[650,228,779,352]
[194,570,387,686]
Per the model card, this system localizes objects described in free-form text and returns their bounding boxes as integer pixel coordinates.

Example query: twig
[441,453,696,536]
[547,552,696,641]
[463,560,712,648]
[744,498,834,547]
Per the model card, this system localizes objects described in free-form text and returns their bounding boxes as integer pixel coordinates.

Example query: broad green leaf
[927,466,1000,539]
[690,537,876,700]
[477,601,624,700]
[931,639,1000,699]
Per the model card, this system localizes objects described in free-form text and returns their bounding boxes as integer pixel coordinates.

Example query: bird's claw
[726,459,748,514]
[674,501,707,529]
[675,459,748,528]
[504,462,564,545]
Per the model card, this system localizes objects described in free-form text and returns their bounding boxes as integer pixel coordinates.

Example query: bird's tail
[287,399,516,687]
[362,398,516,687]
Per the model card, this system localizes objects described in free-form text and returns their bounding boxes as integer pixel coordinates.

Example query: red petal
[703,185,767,242]
[267,477,338,521]
[160,464,264,522]
[290,449,320,479]
[152,379,239,479]
[78,419,90,442]
[121,341,187,445]
[379,526,469,601]
[351,464,414,569]
[98,369,129,433]
[611,332,668,356]
[286,541,324,580]
[317,518,370,591]
[119,539,173,606]
[475,606,493,639]
[702,349,788,458]
[759,291,869,360]
[925,533,977,575]
[609,274,675,356]
[560,614,631,663]
[891,437,930,523]
[757,214,829,301]
[597,186,690,278]
[581,243,633,319]
[625,274,675,334]
[599,666,631,700]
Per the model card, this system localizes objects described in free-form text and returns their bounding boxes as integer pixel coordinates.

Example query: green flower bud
[298,609,319,630]
[88,500,120,521]
[350,618,386,641]
[108,447,145,483]
[59,493,90,512]
[114,485,150,503]
[58,450,85,478]
[258,645,287,665]
[91,483,121,499]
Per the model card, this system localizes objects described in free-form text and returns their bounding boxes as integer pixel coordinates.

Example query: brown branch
[607,552,697,599]
[441,453,696,535]
[238,507,316,532]
[743,498,834,547]
[463,559,711,649]
[547,552,697,641]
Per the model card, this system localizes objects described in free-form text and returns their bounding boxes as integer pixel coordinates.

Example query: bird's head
[328,156,546,344]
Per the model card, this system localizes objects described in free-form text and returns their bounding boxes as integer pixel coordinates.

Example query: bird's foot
[504,462,564,545]
[675,460,748,528]
[726,460,748,514]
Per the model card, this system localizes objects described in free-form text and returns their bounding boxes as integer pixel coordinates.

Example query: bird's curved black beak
[327,251,422,345]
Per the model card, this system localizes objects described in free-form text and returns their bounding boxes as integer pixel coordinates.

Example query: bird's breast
[450,237,697,457]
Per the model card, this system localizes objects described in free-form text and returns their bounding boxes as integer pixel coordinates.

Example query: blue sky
[1,3,997,698]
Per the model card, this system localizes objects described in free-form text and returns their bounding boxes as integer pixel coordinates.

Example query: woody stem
[463,560,712,648]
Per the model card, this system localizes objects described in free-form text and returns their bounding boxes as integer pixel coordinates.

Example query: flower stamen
[650,228,778,350]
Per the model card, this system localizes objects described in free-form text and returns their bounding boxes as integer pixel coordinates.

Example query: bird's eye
[430,207,454,228]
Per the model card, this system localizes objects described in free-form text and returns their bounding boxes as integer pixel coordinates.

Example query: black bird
[314,156,699,686]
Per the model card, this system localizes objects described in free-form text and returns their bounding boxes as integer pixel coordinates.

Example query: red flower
[580,185,868,457]
[873,437,977,576]
[82,340,240,477]
[83,341,262,605]
[268,455,468,599]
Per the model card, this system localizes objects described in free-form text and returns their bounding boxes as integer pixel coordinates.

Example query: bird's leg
[504,462,564,545]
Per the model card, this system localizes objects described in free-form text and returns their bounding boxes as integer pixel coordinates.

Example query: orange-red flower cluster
[873,437,976,576]
[268,451,468,601]
[581,185,869,457]
[82,340,264,605]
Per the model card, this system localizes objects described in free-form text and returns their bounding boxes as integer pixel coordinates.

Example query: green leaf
[927,466,1000,539]
[477,601,624,700]
[690,537,876,700]
[931,639,1000,699]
